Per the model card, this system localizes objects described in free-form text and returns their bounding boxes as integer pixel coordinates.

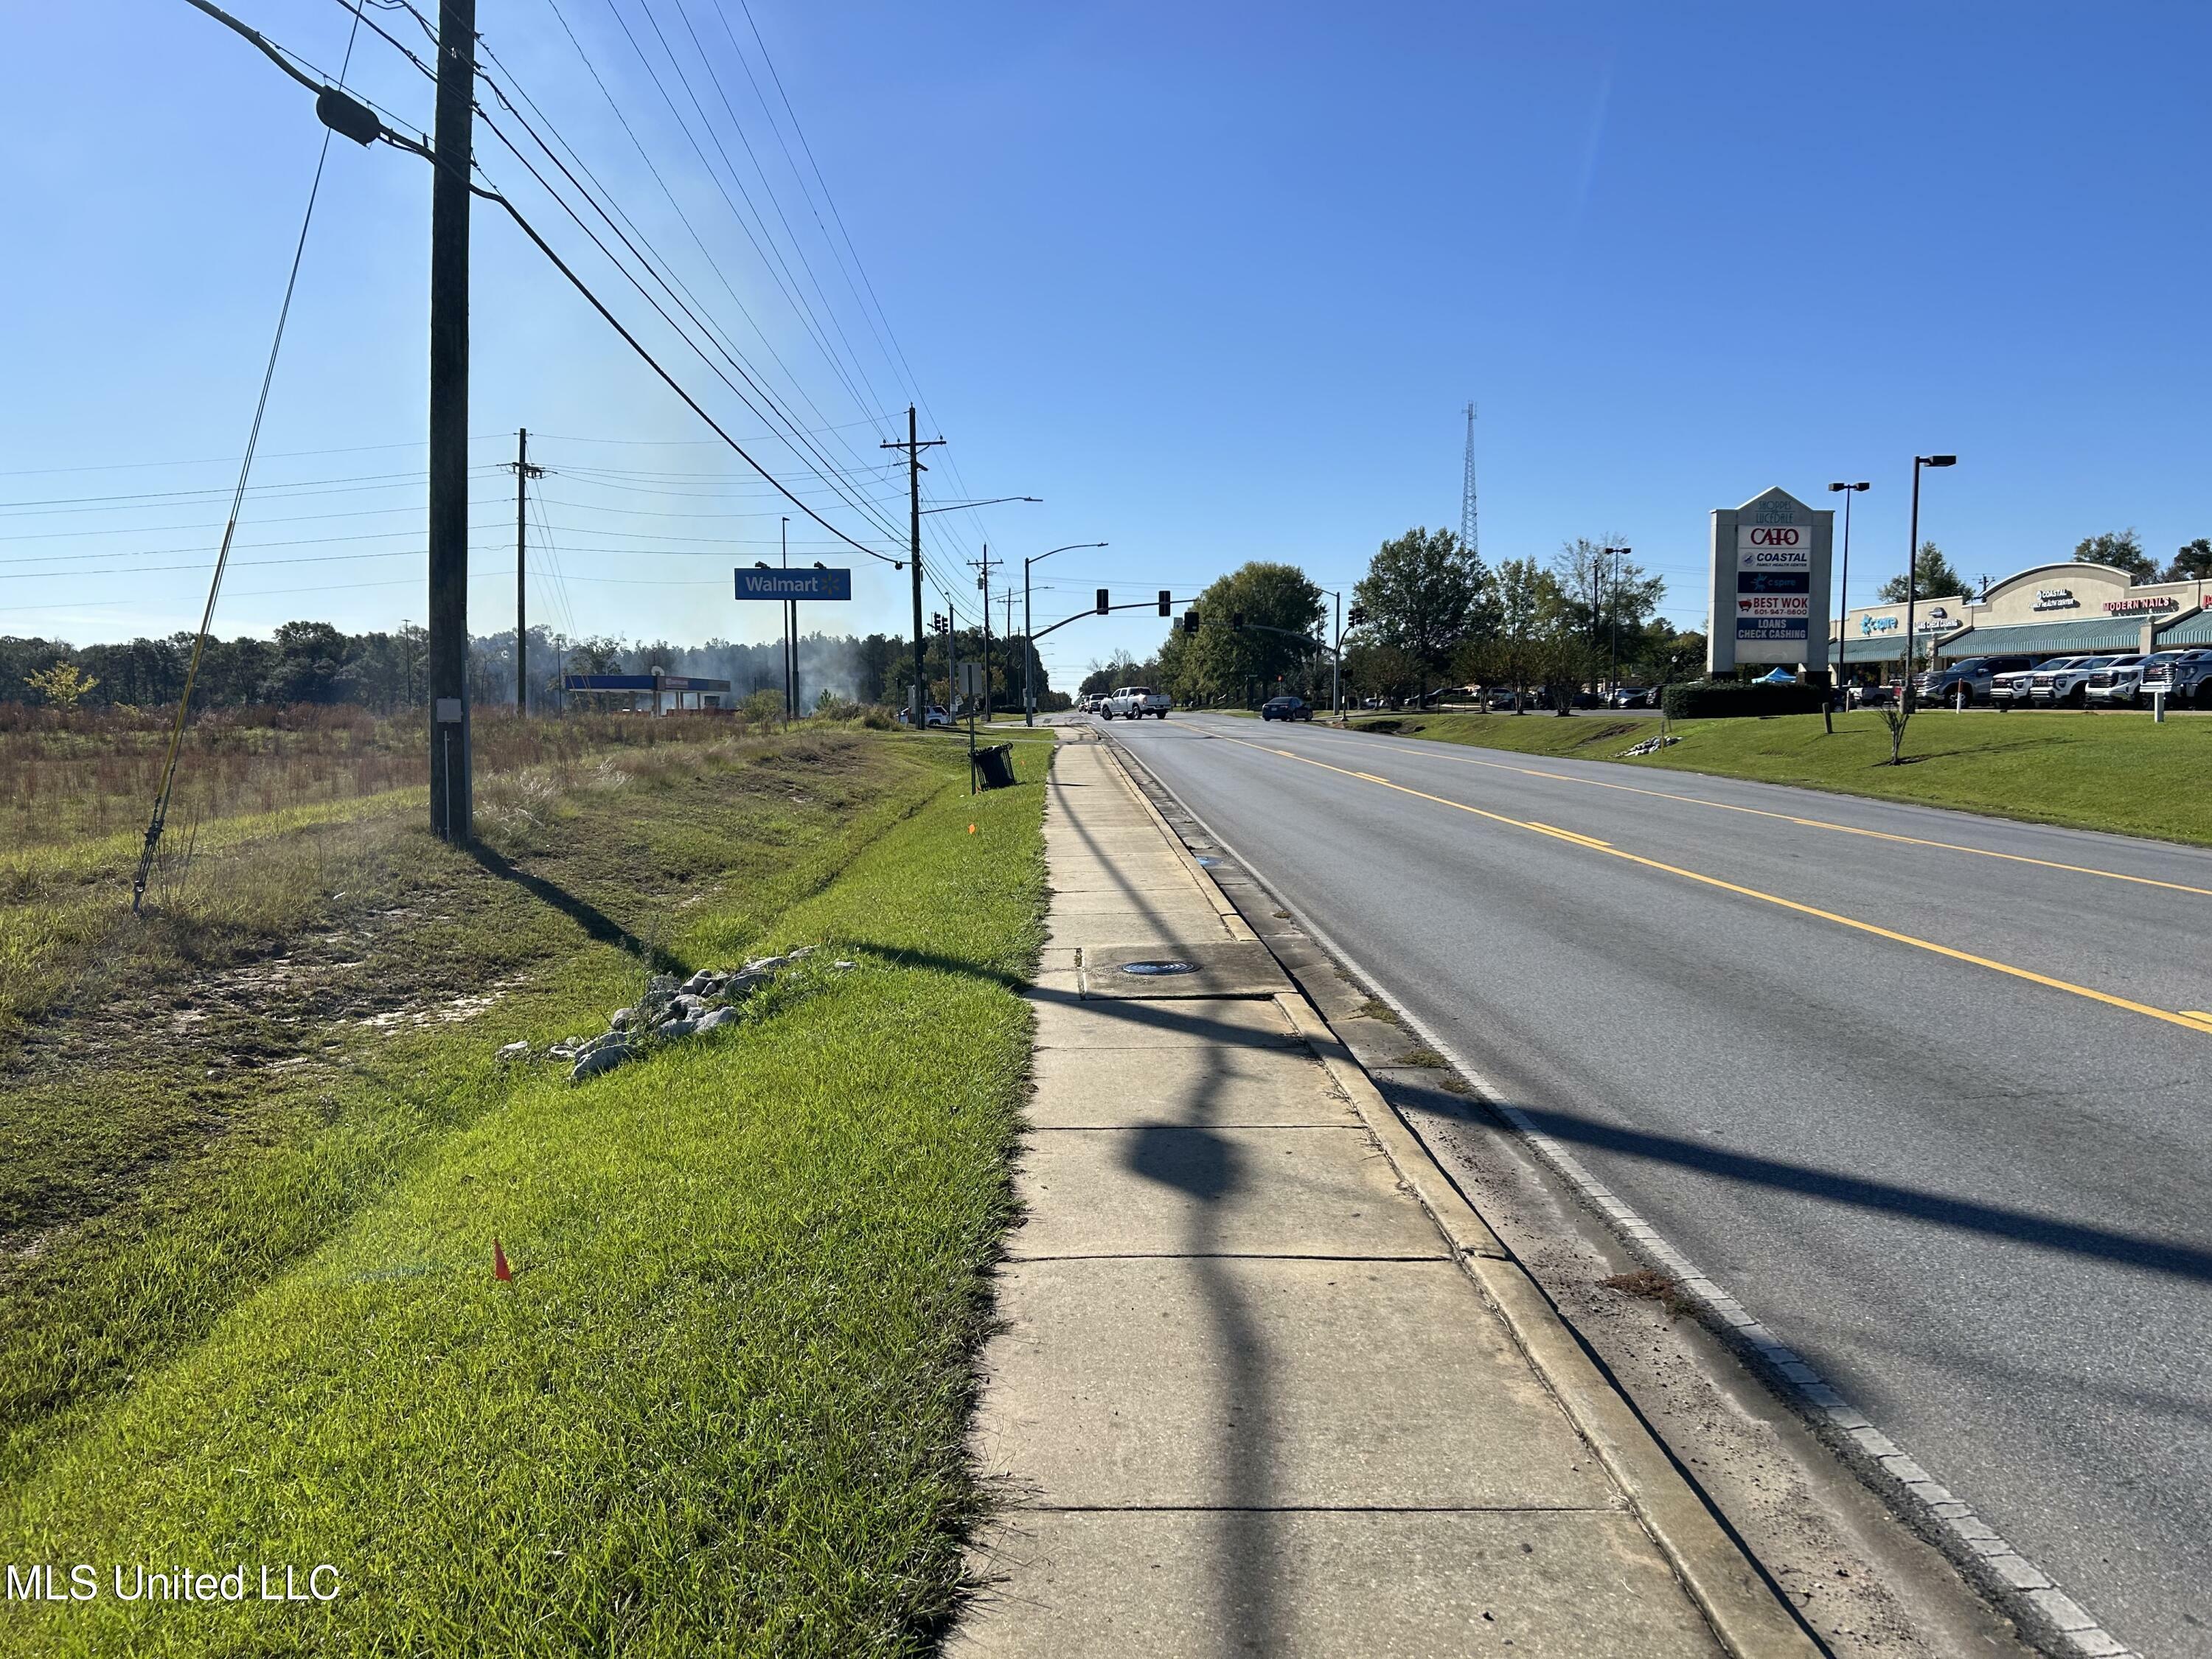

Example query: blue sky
[4,1,2207,692]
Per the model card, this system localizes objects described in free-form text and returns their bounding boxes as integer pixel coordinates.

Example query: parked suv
[2084,653,2163,707]
[2146,649,2212,707]
[1989,660,2049,710]
[1914,655,2034,709]
[2028,656,2112,706]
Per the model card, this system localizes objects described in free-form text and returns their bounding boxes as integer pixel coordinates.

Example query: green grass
[0,731,1049,1655]
[1343,708,2212,845]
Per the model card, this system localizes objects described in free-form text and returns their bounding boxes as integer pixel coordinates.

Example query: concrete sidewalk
[951,731,1817,1658]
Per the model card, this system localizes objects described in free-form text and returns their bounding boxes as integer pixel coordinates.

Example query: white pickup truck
[1102,685,1170,720]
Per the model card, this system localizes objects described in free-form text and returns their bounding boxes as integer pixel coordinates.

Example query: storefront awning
[2154,608,2212,645]
[1931,618,2149,657]
[1836,634,1912,661]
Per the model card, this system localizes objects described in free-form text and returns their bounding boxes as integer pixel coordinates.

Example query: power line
[469,98,908,554]
[467,36,906,537]
[464,166,905,564]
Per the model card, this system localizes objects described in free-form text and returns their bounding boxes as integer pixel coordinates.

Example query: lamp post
[1317,589,1346,721]
[1904,456,1956,709]
[1826,482,1870,680]
[1601,547,1631,703]
[1023,542,1107,723]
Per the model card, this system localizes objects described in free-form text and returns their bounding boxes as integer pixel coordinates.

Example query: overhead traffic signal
[1181,610,1200,636]
[931,612,947,633]
[1158,589,1172,616]
[1230,612,1245,630]
[1348,604,1368,627]
[1096,588,1110,614]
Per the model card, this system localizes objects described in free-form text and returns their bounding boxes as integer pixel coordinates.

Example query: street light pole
[1601,547,1630,702]
[1905,456,1957,709]
[1317,589,1345,721]
[1021,542,1107,723]
[1826,482,1870,675]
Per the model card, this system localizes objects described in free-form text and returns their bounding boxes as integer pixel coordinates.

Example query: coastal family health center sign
[1707,487,1834,673]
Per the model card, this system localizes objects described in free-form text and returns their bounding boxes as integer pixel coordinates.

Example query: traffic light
[1230,612,1245,630]
[1348,604,1368,627]
[1181,610,1199,636]
[931,612,947,633]
[1096,588,1109,615]
[1158,589,1172,616]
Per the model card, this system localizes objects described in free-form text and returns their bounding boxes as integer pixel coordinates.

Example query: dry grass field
[0,706,1054,1655]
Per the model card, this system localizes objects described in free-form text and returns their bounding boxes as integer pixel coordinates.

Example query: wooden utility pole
[512,428,545,714]
[970,544,1003,723]
[882,406,942,724]
[428,0,475,841]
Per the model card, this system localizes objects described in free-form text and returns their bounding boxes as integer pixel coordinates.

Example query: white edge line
[1107,723,2143,1659]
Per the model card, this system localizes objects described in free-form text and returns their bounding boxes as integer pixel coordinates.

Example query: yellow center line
[1353,771,1390,784]
[1528,821,1614,850]
[1213,729,2212,1038]
[1322,732,2212,900]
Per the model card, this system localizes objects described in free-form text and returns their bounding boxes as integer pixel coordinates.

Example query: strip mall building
[1835,562,2212,678]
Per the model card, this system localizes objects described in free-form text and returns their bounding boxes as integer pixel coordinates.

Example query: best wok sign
[1708,487,1834,672]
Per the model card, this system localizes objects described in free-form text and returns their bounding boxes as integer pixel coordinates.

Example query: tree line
[0,622,1062,712]
[1086,531,1703,712]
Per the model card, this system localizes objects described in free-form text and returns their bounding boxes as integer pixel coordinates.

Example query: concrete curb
[1101,727,2143,1659]
[1090,734,1823,1659]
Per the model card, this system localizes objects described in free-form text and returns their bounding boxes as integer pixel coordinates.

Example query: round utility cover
[1120,959,1199,976]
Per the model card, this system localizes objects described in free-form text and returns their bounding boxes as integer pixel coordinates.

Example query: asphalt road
[1100,710,2212,1656]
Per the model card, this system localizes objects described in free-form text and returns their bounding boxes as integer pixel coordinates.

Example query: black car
[1260,696,1312,722]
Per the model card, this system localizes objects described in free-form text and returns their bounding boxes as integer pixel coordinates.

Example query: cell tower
[1460,402,1478,559]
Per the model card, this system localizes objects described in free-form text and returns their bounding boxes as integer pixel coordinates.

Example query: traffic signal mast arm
[1029,597,1196,644]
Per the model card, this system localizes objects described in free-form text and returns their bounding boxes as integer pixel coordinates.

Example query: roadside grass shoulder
[1345,709,2212,846]
[0,731,938,1479]
[0,732,1046,1655]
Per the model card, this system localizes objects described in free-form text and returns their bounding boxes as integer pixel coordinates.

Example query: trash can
[973,742,1018,790]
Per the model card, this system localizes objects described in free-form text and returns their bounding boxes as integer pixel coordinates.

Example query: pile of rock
[493,947,855,1084]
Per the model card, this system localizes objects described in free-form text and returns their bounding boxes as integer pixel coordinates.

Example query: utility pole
[970,544,1003,723]
[882,406,943,724]
[510,428,545,714]
[427,0,474,843]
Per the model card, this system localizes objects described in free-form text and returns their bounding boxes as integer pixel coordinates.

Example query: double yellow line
[1237,730,2212,1038]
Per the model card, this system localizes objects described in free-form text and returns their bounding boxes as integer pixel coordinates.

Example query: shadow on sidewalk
[1127,1048,1281,1649]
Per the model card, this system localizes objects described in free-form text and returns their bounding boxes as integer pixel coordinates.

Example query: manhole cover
[1120,959,1199,976]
